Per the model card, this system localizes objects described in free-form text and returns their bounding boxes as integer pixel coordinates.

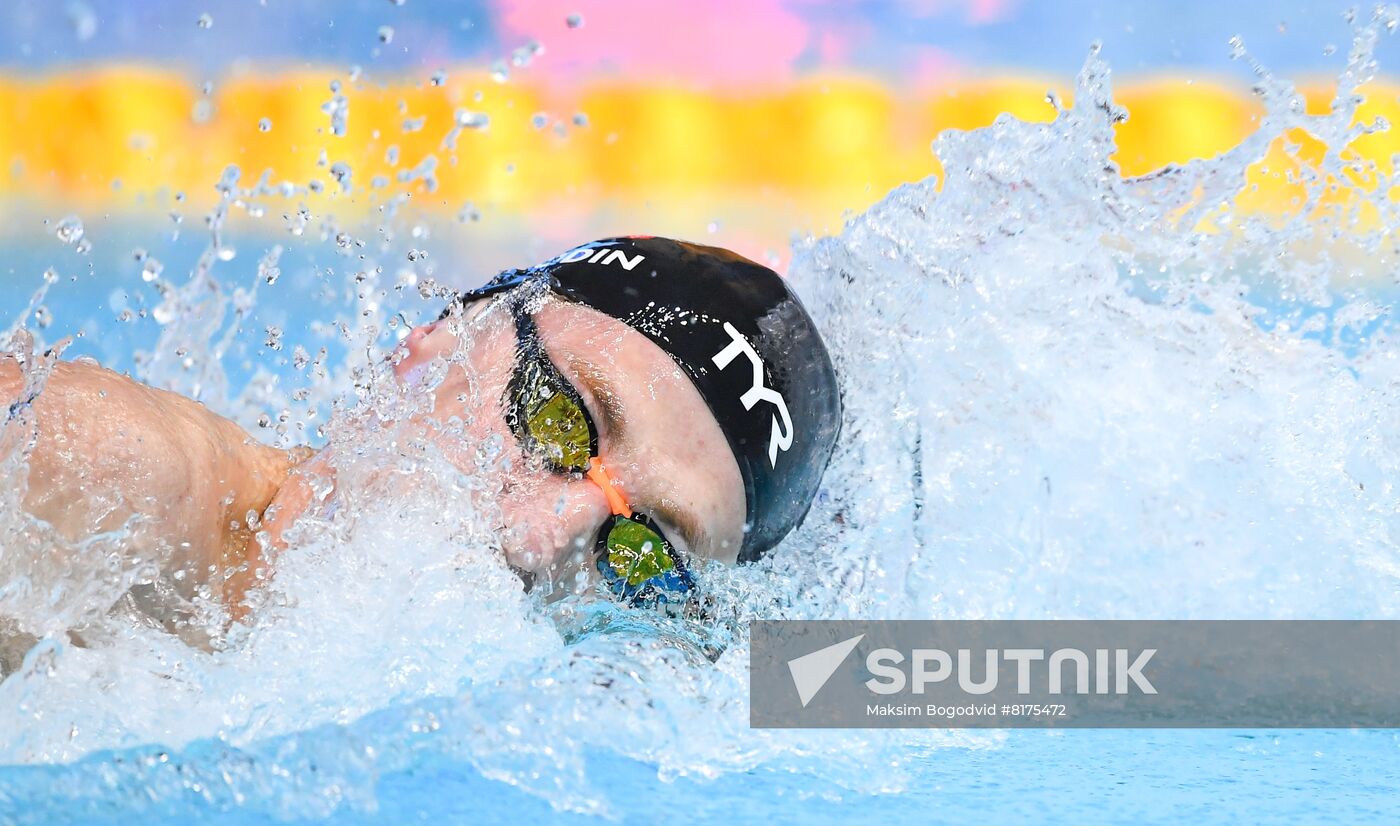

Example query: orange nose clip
[586,457,633,518]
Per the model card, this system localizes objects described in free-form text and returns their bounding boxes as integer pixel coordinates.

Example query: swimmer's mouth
[510,563,537,592]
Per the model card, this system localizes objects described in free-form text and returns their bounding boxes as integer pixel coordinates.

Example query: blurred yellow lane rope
[1,68,1398,226]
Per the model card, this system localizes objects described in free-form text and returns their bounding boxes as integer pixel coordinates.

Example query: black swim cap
[450,236,841,562]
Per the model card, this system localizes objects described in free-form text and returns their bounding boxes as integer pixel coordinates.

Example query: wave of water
[3,9,1400,823]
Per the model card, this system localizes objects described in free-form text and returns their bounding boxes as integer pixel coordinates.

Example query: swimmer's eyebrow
[561,353,707,553]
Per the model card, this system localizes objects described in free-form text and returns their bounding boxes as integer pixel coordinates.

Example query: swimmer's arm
[258,451,336,555]
[1,357,297,600]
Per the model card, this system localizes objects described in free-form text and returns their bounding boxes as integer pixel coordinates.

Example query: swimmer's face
[391,294,747,585]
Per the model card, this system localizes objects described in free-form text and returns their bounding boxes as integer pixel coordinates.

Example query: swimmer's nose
[406,319,443,350]
[393,320,444,379]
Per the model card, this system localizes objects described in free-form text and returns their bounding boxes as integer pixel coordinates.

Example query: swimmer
[0,237,841,645]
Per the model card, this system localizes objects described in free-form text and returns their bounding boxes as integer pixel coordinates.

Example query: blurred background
[2,0,1397,372]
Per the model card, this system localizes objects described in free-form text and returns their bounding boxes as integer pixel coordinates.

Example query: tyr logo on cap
[712,322,794,467]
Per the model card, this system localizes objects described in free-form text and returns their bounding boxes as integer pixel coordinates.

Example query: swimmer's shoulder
[3,355,163,409]
[6,354,300,500]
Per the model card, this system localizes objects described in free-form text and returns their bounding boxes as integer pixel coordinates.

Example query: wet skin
[0,357,303,621]
[0,295,745,627]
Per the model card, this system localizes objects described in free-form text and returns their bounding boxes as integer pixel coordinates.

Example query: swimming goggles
[505,306,696,606]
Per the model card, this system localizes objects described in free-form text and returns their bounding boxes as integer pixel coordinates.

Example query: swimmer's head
[395,237,841,577]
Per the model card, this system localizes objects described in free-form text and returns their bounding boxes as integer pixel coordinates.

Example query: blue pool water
[5,17,1400,825]
[5,729,1399,823]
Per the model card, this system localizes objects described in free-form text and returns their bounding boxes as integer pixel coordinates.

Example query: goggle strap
[586,457,632,518]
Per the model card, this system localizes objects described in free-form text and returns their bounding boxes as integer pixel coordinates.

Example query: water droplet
[322,81,350,137]
[456,109,489,129]
[34,305,52,328]
[430,70,447,86]
[258,117,272,132]
[511,40,543,68]
[572,112,589,127]
[407,249,426,262]
[257,413,272,428]
[401,115,425,133]
[196,12,213,29]
[377,25,394,44]
[67,2,97,41]
[264,326,283,351]
[531,112,549,129]
[54,215,84,245]
[490,60,508,83]
[330,161,353,192]
[75,238,93,255]
[141,257,164,282]
[258,246,282,284]
[566,12,583,28]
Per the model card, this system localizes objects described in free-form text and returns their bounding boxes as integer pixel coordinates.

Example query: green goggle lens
[605,517,675,586]
[512,358,594,473]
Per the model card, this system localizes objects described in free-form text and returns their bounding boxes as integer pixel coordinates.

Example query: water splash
[784,8,1400,624]
[4,9,1400,822]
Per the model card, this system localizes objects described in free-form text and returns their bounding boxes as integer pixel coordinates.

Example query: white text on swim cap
[557,246,646,270]
[712,322,794,467]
